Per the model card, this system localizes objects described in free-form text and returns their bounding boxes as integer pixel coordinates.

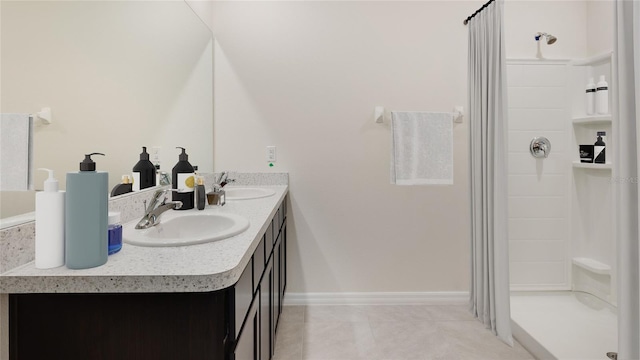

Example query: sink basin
[123,212,249,247]
[225,187,276,200]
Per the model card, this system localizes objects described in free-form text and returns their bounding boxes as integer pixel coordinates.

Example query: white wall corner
[283,291,469,306]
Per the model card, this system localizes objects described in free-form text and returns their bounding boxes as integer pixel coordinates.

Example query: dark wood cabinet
[9,197,287,360]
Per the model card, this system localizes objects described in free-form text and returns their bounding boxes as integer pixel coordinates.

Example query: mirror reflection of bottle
[172,147,195,210]
[132,147,156,191]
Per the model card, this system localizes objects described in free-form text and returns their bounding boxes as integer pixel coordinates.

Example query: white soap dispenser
[35,168,65,269]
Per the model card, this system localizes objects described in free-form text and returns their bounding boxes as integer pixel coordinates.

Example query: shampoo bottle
[65,153,108,269]
[172,147,195,210]
[586,78,596,115]
[132,146,156,191]
[594,131,606,164]
[35,168,65,269]
[596,75,609,114]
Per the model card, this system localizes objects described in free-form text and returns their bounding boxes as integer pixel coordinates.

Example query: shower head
[535,32,557,45]
[546,34,557,44]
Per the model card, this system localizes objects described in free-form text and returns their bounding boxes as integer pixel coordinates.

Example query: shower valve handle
[530,137,551,158]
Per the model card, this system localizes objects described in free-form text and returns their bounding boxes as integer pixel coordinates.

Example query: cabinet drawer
[253,237,265,294]
[235,259,253,339]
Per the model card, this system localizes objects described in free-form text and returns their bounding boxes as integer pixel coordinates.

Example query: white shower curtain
[467,0,513,346]
[614,1,640,359]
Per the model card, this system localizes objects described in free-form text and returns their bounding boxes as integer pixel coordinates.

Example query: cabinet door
[265,221,274,256]
[273,236,281,330]
[235,259,254,339]
[259,256,273,360]
[235,298,258,360]
[282,224,287,296]
[253,237,265,294]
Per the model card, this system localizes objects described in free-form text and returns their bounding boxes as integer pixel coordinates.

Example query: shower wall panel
[506,60,572,290]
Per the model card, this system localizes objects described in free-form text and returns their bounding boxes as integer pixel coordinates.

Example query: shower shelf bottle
[596,75,609,114]
[594,132,606,164]
[585,78,595,115]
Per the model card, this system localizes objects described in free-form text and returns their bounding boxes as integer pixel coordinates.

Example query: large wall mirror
[1,0,214,223]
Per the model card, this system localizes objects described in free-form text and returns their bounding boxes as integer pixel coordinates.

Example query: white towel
[391,111,453,185]
[0,113,34,191]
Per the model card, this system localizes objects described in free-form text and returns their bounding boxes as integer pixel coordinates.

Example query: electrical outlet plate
[266,146,276,162]
[151,146,161,163]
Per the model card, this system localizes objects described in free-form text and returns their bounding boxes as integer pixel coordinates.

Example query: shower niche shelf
[570,51,613,67]
[572,115,612,125]
[572,161,612,170]
[568,51,616,306]
[572,257,611,276]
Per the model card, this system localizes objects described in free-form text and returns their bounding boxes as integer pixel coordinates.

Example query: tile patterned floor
[273,305,534,360]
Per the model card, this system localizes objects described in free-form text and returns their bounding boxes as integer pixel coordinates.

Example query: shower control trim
[530,137,551,158]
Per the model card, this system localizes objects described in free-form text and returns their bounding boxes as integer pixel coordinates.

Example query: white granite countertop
[0,185,288,294]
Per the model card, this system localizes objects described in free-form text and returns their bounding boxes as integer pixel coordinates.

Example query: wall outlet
[266,146,276,162]
[151,146,161,163]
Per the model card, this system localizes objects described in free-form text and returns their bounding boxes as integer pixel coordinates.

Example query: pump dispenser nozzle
[38,168,59,192]
[80,152,105,171]
[140,147,150,160]
[176,147,188,161]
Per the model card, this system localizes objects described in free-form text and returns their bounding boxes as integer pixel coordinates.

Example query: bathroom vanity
[0,181,288,360]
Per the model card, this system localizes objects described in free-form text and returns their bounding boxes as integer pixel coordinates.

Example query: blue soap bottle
[65,153,108,269]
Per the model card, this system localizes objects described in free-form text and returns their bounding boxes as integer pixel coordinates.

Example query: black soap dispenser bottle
[172,147,195,210]
[594,131,606,164]
[132,146,156,191]
[65,153,108,269]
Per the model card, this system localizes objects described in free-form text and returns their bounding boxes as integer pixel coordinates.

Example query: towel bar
[374,106,464,124]
[31,107,52,125]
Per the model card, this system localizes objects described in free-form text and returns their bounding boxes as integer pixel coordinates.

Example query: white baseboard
[283,291,469,306]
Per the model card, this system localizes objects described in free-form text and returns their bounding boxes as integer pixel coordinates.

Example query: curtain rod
[463,0,496,25]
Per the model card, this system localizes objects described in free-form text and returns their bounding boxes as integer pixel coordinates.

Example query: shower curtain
[614,1,640,358]
[467,0,513,346]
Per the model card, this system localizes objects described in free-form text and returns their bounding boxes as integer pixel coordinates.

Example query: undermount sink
[224,187,276,200]
[123,212,249,247]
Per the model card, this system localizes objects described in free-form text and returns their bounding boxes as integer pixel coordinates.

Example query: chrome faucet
[206,171,235,207]
[215,171,236,187]
[135,188,183,229]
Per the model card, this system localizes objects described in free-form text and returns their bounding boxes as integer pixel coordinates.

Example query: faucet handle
[221,178,235,187]
[215,171,227,185]
[158,188,182,204]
